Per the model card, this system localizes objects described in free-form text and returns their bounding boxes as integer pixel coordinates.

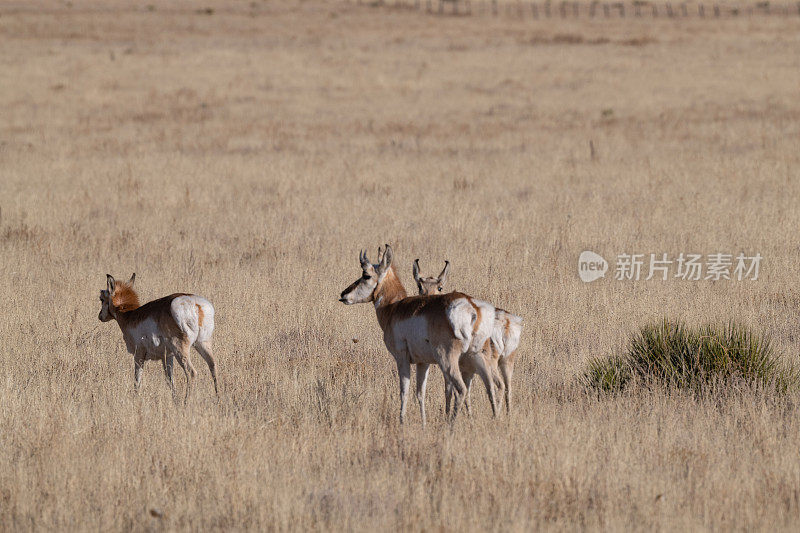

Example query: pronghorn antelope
[98,274,218,400]
[413,259,522,414]
[339,245,498,425]
[412,258,450,296]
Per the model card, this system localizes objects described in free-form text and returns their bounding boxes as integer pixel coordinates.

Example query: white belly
[390,316,438,364]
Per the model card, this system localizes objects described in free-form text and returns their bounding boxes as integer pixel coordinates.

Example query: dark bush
[583,319,798,394]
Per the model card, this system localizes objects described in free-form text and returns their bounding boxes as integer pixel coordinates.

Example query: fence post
[603,2,610,16]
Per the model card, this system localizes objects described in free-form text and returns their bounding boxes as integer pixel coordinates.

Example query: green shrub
[583,319,798,394]
[583,355,631,393]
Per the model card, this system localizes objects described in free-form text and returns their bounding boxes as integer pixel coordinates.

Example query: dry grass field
[2,0,800,530]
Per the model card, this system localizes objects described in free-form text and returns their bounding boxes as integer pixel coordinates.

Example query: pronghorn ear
[106,274,116,293]
[128,273,136,286]
[438,261,450,285]
[412,259,421,283]
[378,244,393,273]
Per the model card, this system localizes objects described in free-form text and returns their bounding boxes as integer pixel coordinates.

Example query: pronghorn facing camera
[414,260,522,414]
[339,245,498,425]
[98,274,218,400]
[412,258,450,296]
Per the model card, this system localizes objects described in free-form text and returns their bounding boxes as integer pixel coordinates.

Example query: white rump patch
[446,298,476,352]
[495,310,523,359]
[171,295,215,345]
[468,298,496,354]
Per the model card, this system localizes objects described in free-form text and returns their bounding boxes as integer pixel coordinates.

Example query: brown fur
[196,304,204,327]
[111,281,140,313]
[372,265,407,305]
[375,288,471,334]
[415,276,442,295]
[113,293,190,328]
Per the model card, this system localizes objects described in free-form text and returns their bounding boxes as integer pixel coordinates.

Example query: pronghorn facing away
[98,274,218,400]
[413,260,522,414]
[339,245,498,425]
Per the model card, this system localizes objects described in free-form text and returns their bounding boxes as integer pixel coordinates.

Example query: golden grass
[1,0,800,529]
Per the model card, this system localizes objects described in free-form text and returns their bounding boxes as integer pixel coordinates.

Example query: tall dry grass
[1,0,800,530]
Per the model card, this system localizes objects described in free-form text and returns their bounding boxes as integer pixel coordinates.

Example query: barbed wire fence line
[346,0,800,19]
